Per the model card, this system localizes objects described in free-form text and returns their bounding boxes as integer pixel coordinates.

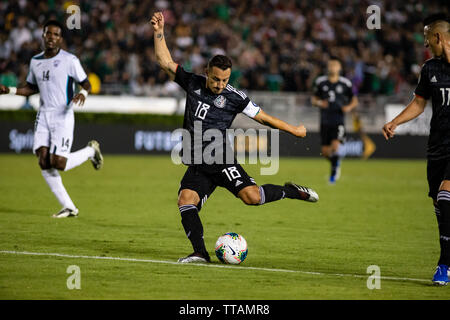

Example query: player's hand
[341,105,352,113]
[317,99,328,109]
[0,84,9,94]
[71,93,86,107]
[150,12,164,31]
[293,124,307,138]
[382,121,397,140]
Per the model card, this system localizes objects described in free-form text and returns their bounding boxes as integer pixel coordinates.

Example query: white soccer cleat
[88,140,103,170]
[284,182,319,203]
[52,207,79,218]
[177,252,211,263]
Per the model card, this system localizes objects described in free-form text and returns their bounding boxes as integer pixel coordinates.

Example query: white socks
[41,146,95,210]
[41,169,76,210]
[64,146,95,171]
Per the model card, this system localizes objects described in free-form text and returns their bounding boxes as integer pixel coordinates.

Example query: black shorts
[178,163,257,210]
[320,124,346,146]
[427,158,450,200]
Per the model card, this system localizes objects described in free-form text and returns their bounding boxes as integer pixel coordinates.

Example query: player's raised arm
[382,95,427,140]
[150,12,178,81]
[253,108,307,138]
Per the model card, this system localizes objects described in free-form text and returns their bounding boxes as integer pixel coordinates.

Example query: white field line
[0,250,430,284]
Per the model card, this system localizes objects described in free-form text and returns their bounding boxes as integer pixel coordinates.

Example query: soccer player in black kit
[312,57,358,184]
[383,14,450,285]
[151,12,319,263]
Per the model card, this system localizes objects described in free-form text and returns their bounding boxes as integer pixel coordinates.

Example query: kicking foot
[284,182,319,202]
[52,207,79,218]
[178,252,211,263]
[88,140,103,170]
[432,264,449,286]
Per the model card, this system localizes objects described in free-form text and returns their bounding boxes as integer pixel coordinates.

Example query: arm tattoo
[156,33,163,40]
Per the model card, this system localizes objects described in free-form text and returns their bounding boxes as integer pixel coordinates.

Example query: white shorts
[33,109,74,158]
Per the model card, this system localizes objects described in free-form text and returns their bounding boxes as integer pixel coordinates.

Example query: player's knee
[50,156,67,171]
[177,189,200,207]
[239,187,261,205]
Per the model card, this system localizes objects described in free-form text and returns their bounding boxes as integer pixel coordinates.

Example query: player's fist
[150,12,164,31]
[382,121,397,140]
[294,124,307,138]
[0,84,9,94]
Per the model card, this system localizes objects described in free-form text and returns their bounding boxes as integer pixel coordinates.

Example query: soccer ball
[215,232,248,264]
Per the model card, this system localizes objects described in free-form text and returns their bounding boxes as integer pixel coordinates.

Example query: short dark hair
[328,56,342,66]
[207,55,232,71]
[423,13,449,27]
[43,20,65,36]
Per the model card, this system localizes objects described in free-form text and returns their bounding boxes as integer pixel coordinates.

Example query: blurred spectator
[0,0,448,96]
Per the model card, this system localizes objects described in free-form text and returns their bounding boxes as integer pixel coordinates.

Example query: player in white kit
[0,20,103,218]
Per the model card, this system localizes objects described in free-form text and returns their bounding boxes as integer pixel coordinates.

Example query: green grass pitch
[0,154,449,300]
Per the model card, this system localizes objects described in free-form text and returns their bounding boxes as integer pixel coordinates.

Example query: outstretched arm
[0,83,38,97]
[382,95,427,140]
[253,109,307,138]
[150,12,177,81]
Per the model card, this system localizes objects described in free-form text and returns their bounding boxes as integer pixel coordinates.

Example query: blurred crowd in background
[0,0,448,96]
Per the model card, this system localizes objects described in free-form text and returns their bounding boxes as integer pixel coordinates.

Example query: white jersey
[26,49,87,112]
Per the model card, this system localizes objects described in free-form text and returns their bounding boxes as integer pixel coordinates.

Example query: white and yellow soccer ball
[215,232,248,264]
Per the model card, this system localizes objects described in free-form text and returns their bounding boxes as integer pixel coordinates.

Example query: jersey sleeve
[174,65,194,91]
[26,61,37,85]
[241,100,261,118]
[70,56,88,83]
[313,78,322,98]
[414,64,430,100]
[345,81,354,99]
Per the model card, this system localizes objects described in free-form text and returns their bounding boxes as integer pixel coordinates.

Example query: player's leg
[428,159,450,285]
[329,138,342,183]
[51,112,102,171]
[217,163,318,205]
[321,124,338,183]
[34,112,77,217]
[434,178,450,285]
[46,112,80,218]
[37,147,78,217]
[177,166,215,263]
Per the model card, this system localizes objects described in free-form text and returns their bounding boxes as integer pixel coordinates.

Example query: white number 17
[440,88,450,106]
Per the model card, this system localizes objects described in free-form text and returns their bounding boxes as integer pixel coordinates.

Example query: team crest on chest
[53,60,61,68]
[214,95,227,108]
[336,85,343,93]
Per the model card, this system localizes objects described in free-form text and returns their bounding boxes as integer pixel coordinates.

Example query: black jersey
[313,76,354,126]
[415,58,450,160]
[174,65,258,165]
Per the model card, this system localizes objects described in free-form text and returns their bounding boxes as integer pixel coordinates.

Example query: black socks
[437,191,450,266]
[179,205,209,258]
